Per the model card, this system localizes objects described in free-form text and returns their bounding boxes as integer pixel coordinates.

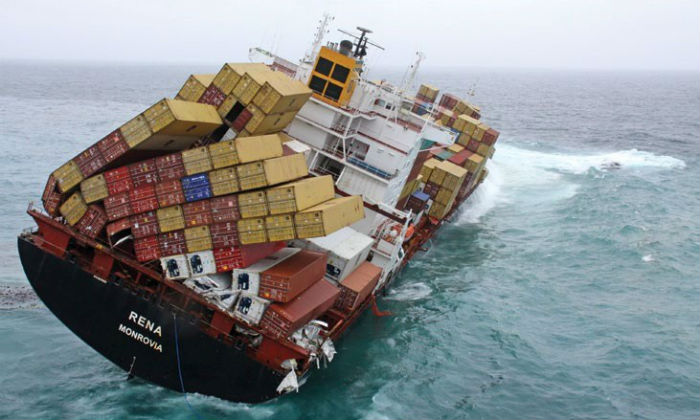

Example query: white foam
[642,254,655,262]
[385,282,432,301]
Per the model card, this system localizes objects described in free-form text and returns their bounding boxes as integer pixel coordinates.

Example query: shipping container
[41,176,62,216]
[334,261,381,312]
[232,108,253,131]
[133,236,160,262]
[156,205,185,233]
[209,168,239,196]
[405,190,430,214]
[80,174,109,204]
[160,254,190,280]
[252,72,312,114]
[232,293,270,326]
[129,184,159,215]
[265,214,295,242]
[466,138,479,153]
[245,106,296,135]
[266,175,333,215]
[259,279,340,339]
[176,74,215,102]
[419,158,440,181]
[423,181,440,199]
[232,248,300,295]
[198,84,226,107]
[210,221,239,248]
[233,67,275,106]
[158,230,187,257]
[295,196,364,239]
[104,166,133,195]
[183,200,213,227]
[73,144,106,178]
[128,158,159,187]
[212,241,285,272]
[155,179,185,207]
[106,217,131,237]
[210,195,240,223]
[130,211,160,239]
[418,84,439,102]
[236,161,267,191]
[53,160,84,193]
[238,191,268,218]
[97,130,129,164]
[181,173,212,202]
[76,204,107,239]
[258,250,326,302]
[438,93,459,110]
[447,144,464,154]
[186,250,217,277]
[212,63,269,95]
[447,149,472,167]
[155,153,186,181]
[482,128,500,146]
[119,114,152,149]
[235,134,285,163]
[465,154,485,174]
[217,94,239,120]
[476,143,492,157]
[263,153,308,186]
[435,186,458,206]
[208,141,239,169]
[182,147,213,176]
[104,192,132,221]
[238,218,267,245]
[184,225,212,253]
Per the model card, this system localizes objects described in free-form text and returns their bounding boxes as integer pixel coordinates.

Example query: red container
[130,211,160,239]
[448,149,473,167]
[423,181,440,199]
[97,130,129,164]
[438,93,459,110]
[457,174,474,200]
[259,250,327,303]
[106,217,131,237]
[198,84,226,107]
[73,144,106,178]
[210,195,240,223]
[213,241,285,272]
[155,179,185,207]
[76,205,108,239]
[104,192,132,221]
[41,175,62,216]
[134,236,160,262]
[105,167,134,195]
[158,230,187,257]
[232,109,253,131]
[260,279,340,339]
[466,139,480,153]
[129,184,158,215]
[155,153,186,182]
[129,158,159,187]
[482,128,499,146]
[183,200,213,228]
[334,262,381,313]
[210,222,239,248]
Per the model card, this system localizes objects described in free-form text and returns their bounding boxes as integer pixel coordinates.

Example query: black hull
[17,235,285,403]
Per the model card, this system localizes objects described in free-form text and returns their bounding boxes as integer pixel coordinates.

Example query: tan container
[238,191,269,218]
[448,144,464,154]
[120,114,152,149]
[473,123,490,141]
[263,154,308,187]
[419,158,440,181]
[428,164,447,185]
[217,94,238,118]
[209,167,239,196]
[477,143,492,157]
[237,161,267,191]
[238,218,267,244]
[182,147,212,175]
[157,205,185,233]
[53,160,84,193]
[265,214,296,241]
[451,116,466,132]
[252,72,312,114]
[434,160,468,191]
[295,196,364,239]
[245,105,295,135]
[80,174,109,204]
[435,186,458,206]
[212,63,268,95]
[439,109,453,126]
[456,114,479,135]
[143,98,222,136]
[184,225,212,252]
[457,132,471,146]
[237,129,251,138]
[235,134,284,163]
[59,192,88,226]
[418,84,439,101]
[208,141,239,169]
[175,74,215,102]
[428,199,449,219]
[266,175,334,215]
[465,154,485,174]
[233,67,275,106]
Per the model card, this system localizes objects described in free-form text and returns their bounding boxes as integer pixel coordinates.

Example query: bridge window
[325,82,343,101]
[309,76,327,94]
[331,65,350,83]
[315,57,333,76]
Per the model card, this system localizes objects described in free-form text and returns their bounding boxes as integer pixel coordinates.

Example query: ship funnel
[339,40,354,56]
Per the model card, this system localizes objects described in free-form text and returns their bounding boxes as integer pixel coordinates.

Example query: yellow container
[144,98,222,136]
[294,196,364,239]
[439,109,453,126]
[212,63,269,95]
[434,160,468,191]
[157,205,185,233]
[456,114,479,135]
[233,67,275,106]
[53,160,84,193]
[266,175,334,215]
[80,174,108,204]
[465,154,485,174]
[477,143,492,158]
[237,218,267,244]
[120,114,152,149]
[184,225,212,253]
[473,123,490,141]
[252,72,312,114]
[456,132,471,146]
[418,84,439,101]
[428,200,448,219]
[238,191,269,218]
[208,141,239,169]
[59,192,87,226]
[217,94,238,118]
[435,187,458,206]
[428,164,447,185]
[451,116,466,132]
[263,154,309,187]
[419,158,440,181]
[209,167,239,196]
[237,129,250,138]
[182,147,213,175]
[447,144,464,154]
[235,134,284,163]
[237,161,267,191]
[244,105,296,135]
[175,74,215,102]
[265,214,296,241]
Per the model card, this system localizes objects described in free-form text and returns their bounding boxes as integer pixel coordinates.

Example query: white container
[160,255,190,280]
[232,292,270,325]
[232,247,300,295]
[186,250,217,277]
[292,227,374,283]
[207,288,240,311]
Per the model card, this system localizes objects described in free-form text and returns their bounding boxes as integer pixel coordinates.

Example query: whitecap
[385,282,432,301]
[642,254,655,262]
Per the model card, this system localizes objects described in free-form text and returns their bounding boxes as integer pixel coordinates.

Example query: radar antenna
[337,26,384,60]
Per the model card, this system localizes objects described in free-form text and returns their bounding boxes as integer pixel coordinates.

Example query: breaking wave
[385,282,432,301]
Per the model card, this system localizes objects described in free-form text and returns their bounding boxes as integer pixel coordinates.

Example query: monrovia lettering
[117,323,163,353]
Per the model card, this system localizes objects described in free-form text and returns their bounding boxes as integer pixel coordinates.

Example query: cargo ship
[18,17,499,403]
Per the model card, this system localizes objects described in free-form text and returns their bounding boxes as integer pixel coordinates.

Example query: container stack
[424,160,470,219]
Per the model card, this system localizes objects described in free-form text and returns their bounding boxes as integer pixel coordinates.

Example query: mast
[303,13,334,64]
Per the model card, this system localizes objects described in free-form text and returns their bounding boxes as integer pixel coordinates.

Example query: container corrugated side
[234,134,284,163]
[236,161,267,191]
[184,225,212,253]
[232,248,300,295]
[265,175,334,215]
[157,205,185,233]
[238,191,268,218]
[258,250,327,302]
[53,160,84,193]
[265,214,295,242]
[294,196,364,239]
[209,168,239,196]
[182,147,213,176]
[119,114,152,149]
[80,174,109,204]
[252,72,312,114]
[263,154,308,187]
[212,63,268,95]
[175,74,215,102]
[208,141,239,169]
[335,261,381,312]
[238,218,267,245]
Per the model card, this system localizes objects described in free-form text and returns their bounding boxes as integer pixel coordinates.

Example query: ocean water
[0,62,698,419]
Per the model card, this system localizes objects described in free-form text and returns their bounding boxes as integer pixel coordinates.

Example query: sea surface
[0,62,698,420]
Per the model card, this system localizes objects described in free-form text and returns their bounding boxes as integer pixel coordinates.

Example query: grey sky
[1,0,698,70]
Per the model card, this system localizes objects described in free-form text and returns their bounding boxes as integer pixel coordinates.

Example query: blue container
[181,174,212,202]
[181,173,209,189]
[411,191,430,202]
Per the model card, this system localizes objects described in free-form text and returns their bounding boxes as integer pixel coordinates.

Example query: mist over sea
[0,62,698,419]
